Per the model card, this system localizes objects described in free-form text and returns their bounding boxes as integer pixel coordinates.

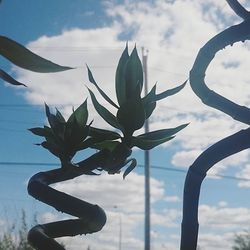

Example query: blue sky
[1,1,250,249]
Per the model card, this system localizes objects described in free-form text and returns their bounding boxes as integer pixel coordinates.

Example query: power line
[0,161,249,182]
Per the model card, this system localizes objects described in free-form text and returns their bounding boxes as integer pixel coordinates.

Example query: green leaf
[91,140,120,151]
[28,127,52,137]
[44,103,65,139]
[67,100,88,126]
[132,135,175,150]
[137,123,188,140]
[132,123,189,150]
[124,46,143,99]
[0,69,27,87]
[0,36,73,72]
[40,141,62,158]
[55,108,66,122]
[154,80,187,101]
[87,65,119,109]
[88,88,122,130]
[142,84,157,119]
[75,138,97,151]
[115,44,129,106]
[66,117,90,146]
[123,158,137,179]
[89,127,121,141]
[117,98,145,134]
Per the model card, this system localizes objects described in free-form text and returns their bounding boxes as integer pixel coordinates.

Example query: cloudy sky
[1,0,250,249]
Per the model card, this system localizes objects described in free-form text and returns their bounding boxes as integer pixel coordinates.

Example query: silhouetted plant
[27,45,187,249]
[181,0,250,249]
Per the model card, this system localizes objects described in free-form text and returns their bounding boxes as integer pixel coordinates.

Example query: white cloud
[199,204,250,230]
[164,195,181,203]
[237,164,250,188]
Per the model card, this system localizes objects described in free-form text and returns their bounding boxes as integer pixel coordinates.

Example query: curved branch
[27,150,108,250]
[181,127,250,250]
[190,19,250,124]
[226,0,250,20]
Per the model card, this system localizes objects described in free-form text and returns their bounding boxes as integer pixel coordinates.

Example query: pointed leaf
[88,88,122,130]
[132,135,175,150]
[56,108,66,122]
[41,141,62,158]
[91,140,120,151]
[44,103,65,139]
[142,84,157,119]
[115,44,129,106]
[0,36,73,72]
[67,100,88,126]
[89,127,121,140]
[154,80,187,101]
[0,69,27,87]
[87,65,119,109]
[142,83,157,104]
[132,124,188,150]
[123,158,137,179]
[28,127,51,137]
[124,46,143,99]
[137,123,188,140]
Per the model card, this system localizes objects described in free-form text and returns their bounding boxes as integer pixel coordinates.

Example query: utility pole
[142,47,150,250]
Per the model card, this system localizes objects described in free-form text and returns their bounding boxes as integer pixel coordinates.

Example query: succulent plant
[29,101,121,170]
[29,45,188,178]
[87,44,188,178]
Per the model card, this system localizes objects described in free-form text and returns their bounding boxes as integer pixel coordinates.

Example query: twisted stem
[27,150,109,250]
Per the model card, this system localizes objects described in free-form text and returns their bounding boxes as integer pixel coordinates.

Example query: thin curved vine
[181,1,250,249]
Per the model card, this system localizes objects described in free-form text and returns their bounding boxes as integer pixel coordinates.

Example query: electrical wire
[0,161,249,182]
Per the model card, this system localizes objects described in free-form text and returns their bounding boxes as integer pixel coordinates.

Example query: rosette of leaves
[87,45,188,178]
[29,100,121,170]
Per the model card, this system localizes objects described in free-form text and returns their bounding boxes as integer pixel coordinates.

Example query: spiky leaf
[115,44,129,106]
[88,88,121,129]
[132,123,188,150]
[89,127,121,141]
[45,103,65,139]
[92,140,120,151]
[56,108,66,122]
[154,80,187,101]
[124,46,143,99]
[87,65,119,109]
[132,135,175,150]
[142,84,157,119]
[0,36,73,72]
[28,127,52,137]
[0,69,26,87]
[67,100,88,126]
[123,158,137,179]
